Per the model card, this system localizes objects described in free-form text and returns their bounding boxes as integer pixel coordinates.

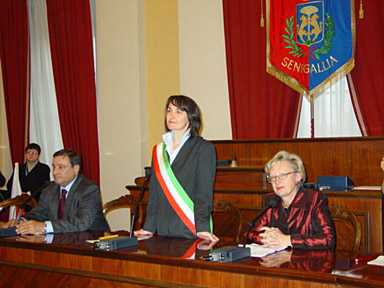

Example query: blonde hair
[264,151,306,182]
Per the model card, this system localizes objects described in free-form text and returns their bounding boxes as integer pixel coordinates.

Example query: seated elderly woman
[247,151,335,249]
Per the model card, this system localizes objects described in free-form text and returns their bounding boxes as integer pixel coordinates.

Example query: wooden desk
[0,232,383,288]
[127,185,383,253]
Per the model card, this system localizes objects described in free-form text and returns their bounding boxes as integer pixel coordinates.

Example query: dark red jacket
[249,188,336,249]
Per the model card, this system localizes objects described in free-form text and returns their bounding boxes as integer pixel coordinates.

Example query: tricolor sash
[153,143,197,235]
[181,239,203,259]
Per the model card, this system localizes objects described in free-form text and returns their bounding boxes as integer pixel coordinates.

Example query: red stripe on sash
[181,239,203,259]
[152,145,196,235]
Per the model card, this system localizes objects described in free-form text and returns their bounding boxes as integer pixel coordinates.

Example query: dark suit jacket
[6,161,50,201]
[24,174,110,233]
[143,136,216,238]
[0,172,5,187]
[0,172,5,202]
[249,188,335,249]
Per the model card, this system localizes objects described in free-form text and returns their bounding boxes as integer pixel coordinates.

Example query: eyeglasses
[26,151,38,155]
[267,171,298,183]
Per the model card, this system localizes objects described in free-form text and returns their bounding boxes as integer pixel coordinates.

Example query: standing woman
[135,95,218,242]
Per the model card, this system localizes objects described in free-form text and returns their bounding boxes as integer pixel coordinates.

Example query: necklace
[282,202,290,208]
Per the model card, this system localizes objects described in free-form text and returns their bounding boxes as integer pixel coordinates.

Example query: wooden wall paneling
[212,137,384,186]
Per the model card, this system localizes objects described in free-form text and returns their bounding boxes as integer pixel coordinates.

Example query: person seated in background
[381,157,384,192]
[0,171,5,188]
[3,148,109,235]
[247,151,335,249]
[0,171,5,202]
[6,143,50,201]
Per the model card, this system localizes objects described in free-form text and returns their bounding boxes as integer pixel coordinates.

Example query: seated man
[6,143,50,201]
[4,149,109,234]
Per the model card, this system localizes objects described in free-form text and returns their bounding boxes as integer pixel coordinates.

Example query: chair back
[329,204,361,251]
[103,195,143,232]
[0,194,36,210]
[212,199,243,242]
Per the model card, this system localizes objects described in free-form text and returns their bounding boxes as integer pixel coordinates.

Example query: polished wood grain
[0,194,37,209]
[211,137,384,186]
[329,204,362,251]
[212,199,243,242]
[0,234,383,288]
[215,167,266,188]
[103,194,143,232]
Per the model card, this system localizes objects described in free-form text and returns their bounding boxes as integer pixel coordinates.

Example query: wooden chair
[0,194,37,210]
[212,199,243,242]
[103,195,143,232]
[0,194,36,223]
[329,204,362,251]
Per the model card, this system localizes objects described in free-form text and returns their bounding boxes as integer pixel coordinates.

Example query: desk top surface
[0,231,383,287]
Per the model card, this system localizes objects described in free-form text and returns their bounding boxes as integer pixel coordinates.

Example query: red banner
[267,0,355,96]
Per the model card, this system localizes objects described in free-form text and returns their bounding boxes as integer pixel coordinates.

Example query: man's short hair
[25,143,41,155]
[53,149,82,168]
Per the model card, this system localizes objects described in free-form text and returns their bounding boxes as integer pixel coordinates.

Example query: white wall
[178,0,232,140]
[96,0,147,230]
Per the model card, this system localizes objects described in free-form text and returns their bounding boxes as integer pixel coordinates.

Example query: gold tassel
[260,14,265,28]
[260,0,265,27]
[359,0,364,19]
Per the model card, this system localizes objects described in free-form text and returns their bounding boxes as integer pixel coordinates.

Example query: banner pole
[310,96,315,138]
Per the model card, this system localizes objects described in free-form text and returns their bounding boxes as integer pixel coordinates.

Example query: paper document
[368,255,384,266]
[239,243,287,258]
[353,186,381,191]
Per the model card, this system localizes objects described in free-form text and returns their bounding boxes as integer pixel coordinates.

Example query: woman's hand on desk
[134,229,153,239]
[259,226,291,249]
[197,231,219,243]
[197,239,217,250]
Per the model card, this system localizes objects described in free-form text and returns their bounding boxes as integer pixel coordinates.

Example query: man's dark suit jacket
[143,136,216,238]
[0,172,5,187]
[6,161,50,201]
[23,174,110,233]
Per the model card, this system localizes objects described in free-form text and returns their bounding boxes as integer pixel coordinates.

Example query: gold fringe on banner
[267,57,355,100]
[265,0,356,100]
[260,0,265,27]
[359,0,364,19]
